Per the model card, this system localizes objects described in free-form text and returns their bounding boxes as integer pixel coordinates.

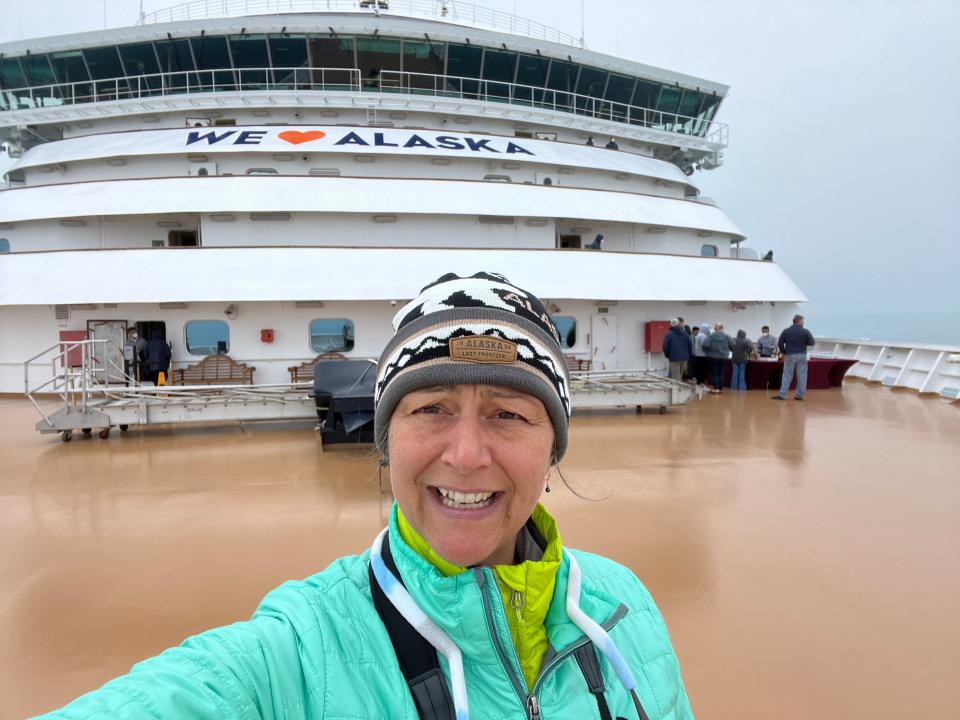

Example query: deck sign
[183,128,534,155]
[12,127,693,184]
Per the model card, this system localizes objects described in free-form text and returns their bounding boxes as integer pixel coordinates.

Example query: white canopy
[0,246,806,305]
[0,176,743,237]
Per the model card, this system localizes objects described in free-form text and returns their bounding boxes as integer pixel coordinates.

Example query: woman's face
[388,384,555,567]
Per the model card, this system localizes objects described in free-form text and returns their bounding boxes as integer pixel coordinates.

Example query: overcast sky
[2,0,958,341]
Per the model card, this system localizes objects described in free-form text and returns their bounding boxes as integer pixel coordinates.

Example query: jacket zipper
[475,566,630,719]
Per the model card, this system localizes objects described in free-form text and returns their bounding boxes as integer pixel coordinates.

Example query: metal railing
[1,66,727,144]
[137,0,582,47]
[375,70,727,144]
[1,67,361,110]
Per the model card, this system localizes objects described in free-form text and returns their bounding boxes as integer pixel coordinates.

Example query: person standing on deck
[730,330,753,391]
[663,318,693,381]
[122,328,138,385]
[703,323,735,394]
[773,315,816,401]
[144,330,171,386]
[692,322,711,385]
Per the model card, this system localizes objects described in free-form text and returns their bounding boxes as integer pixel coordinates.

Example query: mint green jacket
[40,507,693,719]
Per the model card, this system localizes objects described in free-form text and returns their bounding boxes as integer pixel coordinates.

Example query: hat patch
[448,335,518,364]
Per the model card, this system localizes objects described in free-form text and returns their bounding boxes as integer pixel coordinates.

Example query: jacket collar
[386,503,621,656]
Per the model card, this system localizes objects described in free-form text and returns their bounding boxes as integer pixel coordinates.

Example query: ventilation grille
[54,305,70,320]
[250,212,291,222]
[309,168,341,176]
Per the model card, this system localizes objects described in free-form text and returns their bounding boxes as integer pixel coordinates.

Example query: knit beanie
[374,272,571,460]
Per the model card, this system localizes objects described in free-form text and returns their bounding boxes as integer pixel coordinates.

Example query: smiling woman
[40,273,693,720]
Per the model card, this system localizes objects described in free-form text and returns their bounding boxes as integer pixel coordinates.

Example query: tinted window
[402,41,445,75]
[269,35,309,86]
[190,36,231,70]
[551,316,577,349]
[310,319,355,352]
[155,40,197,89]
[633,80,659,109]
[356,37,402,84]
[21,55,56,86]
[185,320,230,355]
[701,244,718,257]
[0,58,27,89]
[0,239,9,253]
[604,74,635,104]
[119,43,161,90]
[310,36,355,68]
[481,49,516,82]
[576,66,606,98]
[657,85,681,114]
[83,47,123,80]
[446,43,483,78]
[515,54,549,87]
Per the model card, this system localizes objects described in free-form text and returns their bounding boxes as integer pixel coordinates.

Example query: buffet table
[724,357,858,390]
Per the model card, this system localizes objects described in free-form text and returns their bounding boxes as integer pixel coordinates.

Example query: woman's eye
[415,404,443,415]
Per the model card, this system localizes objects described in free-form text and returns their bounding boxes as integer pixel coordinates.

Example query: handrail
[1,66,726,145]
[376,70,727,144]
[137,0,582,48]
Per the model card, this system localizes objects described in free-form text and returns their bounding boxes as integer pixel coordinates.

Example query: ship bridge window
[49,51,91,102]
[357,37,402,88]
[270,35,309,86]
[84,47,124,80]
[481,49,517,99]
[185,320,230,356]
[632,80,660,113]
[576,67,607,99]
[119,43,162,90]
[310,319,355,353]
[21,55,56,86]
[604,74,636,105]
[229,35,270,86]
[550,316,577,349]
[0,239,10,253]
[0,58,27,90]
[446,43,483,79]
[546,60,578,109]
[701,244,719,257]
[309,36,356,76]
[190,36,234,89]
[657,85,682,116]
[155,39,197,90]
[401,41,445,76]
[515,53,549,89]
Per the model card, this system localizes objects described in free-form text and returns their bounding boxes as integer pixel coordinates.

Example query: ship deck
[2,379,957,719]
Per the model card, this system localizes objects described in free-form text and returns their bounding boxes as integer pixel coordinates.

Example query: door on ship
[87,320,127,385]
[133,322,167,383]
[591,314,618,371]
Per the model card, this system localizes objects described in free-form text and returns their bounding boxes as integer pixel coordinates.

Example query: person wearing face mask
[122,327,138,385]
[756,326,777,358]
[40,273,693,720]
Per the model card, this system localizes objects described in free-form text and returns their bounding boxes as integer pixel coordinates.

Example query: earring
[544,470,551,493]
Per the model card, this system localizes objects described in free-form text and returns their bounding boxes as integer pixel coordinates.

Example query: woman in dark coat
[144,330,171,385]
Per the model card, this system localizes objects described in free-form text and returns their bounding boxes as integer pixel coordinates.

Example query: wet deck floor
[2,379,958,719]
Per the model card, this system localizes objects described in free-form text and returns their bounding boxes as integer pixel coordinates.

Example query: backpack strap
[368,534,455,720]
[574,643,613,720]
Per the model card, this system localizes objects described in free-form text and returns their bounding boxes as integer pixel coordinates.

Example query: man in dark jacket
[774,314,816,400]
[662,319,692,381]
[144,329,172,386]
[703,323,736,394]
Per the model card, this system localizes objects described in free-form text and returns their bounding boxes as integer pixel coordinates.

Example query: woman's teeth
[437,487,495,509]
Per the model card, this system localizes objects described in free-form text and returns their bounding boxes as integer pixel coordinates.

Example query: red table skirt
[720,358,857,390]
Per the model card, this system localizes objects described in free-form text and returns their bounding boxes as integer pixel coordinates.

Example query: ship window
[83,47,124,80]
[446,43,483,79]
[632,80,659,110]
[604,74,635,105]
[0,239,10,253]
[576,67,606,99]
[190,36,234,89]
[0,58,27,90]
[47,51,91,102]
[357,37,402,88]
[701,244,719,257]
[155,39,197,89]
[657,85,682,116]
[186,320,230,356]
[550,316,577,349]
[21,55,56,86]
[310,319,355,353]
[229,35,270,86]
[119,43,162,90]
[401,40,445,76]
[480,48,516,99]
[514,53,549,88]
[546,60,578,109]
[309,36,356,71]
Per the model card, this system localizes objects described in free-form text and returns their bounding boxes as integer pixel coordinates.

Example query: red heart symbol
[278,130,326,145]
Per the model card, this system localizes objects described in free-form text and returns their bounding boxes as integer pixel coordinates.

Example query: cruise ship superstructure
[0,0,806,394]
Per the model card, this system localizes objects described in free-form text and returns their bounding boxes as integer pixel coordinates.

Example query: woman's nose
[439,413,492,474]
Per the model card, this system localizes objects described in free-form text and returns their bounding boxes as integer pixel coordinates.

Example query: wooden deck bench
[287,352,346,383]
[172,355,255,385]
[565,354,592,373]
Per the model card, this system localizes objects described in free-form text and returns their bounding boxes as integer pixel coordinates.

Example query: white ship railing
[0,67,727,145]
[137,0,582,48]
[815,337,960,400]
